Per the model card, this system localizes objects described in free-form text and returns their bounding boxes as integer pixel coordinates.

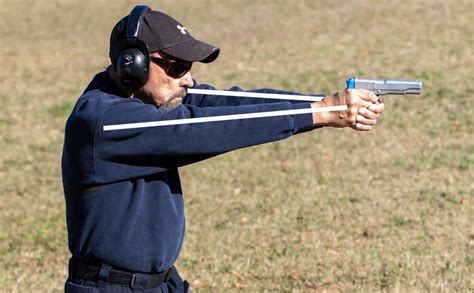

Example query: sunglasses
[150,56,193,78]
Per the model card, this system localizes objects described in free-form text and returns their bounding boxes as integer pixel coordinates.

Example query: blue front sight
[346,77,356,89]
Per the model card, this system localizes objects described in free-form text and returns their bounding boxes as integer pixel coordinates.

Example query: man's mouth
[161,89,186,110]
[171,88,186,100]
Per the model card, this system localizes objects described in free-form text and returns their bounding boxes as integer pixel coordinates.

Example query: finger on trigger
[361,89,379,104]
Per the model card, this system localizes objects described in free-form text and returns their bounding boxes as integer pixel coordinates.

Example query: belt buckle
[130,273,136,289]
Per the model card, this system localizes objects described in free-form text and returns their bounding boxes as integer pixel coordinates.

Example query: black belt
[69,258,172,289]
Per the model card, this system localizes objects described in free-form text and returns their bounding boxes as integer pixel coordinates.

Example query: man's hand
[311,89,385,131]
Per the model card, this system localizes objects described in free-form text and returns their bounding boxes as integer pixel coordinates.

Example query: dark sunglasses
[150,56,193,78]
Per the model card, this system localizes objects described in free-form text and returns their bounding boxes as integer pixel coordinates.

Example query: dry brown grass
[1,0,473,291]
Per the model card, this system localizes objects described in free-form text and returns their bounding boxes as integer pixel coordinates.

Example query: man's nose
[179,72,194,88]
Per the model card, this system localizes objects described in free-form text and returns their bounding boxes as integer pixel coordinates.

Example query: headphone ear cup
[111,5,151,90]
[116,47,149,90]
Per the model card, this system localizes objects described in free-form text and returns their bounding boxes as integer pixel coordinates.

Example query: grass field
[1,0,473,291]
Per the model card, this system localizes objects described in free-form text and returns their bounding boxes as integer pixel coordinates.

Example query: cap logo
[177,25,187,35]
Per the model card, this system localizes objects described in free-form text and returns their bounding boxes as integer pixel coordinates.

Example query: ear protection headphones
[111,5,151,90]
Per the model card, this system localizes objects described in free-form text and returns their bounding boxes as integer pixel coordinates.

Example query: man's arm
[90,98,313,184]
[185,83,384,131]
[184,83,323,107]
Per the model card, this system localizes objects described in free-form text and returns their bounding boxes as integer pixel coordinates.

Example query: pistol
[346,77,422,96]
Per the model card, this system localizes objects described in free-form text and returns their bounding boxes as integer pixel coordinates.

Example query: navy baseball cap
[110,9,220,63]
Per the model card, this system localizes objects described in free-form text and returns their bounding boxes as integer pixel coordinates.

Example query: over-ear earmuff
[112,5,151,90]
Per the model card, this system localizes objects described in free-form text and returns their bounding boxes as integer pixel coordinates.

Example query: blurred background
[0,0,472,291]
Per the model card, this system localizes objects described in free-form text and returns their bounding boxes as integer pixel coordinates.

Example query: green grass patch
[391,146,474,170]
[0,245,21,262]
[338,196,362,204]
[0,118,13,126]
[446,106,474,126]
[20,213,65,253]
[464,256,474,266]
[384,216,413,228]
[417,188,467,206]
[48,101,74,118]
[415,70,444,80]
[223,73,239,82]
[179,257,199,270]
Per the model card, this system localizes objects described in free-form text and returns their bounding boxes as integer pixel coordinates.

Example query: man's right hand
[311,89,385,131]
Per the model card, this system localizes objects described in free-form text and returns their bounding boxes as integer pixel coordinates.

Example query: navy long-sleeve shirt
[62,71,315,273]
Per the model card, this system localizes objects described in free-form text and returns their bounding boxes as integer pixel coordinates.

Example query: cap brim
[161,39,220,63]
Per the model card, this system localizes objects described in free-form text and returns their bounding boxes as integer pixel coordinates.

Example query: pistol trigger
[378,95,385,103]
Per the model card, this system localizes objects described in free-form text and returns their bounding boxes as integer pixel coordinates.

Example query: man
[62,5,384,292]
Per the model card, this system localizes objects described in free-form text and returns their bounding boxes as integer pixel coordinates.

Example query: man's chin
[161,97,183,110]
[170,97,183,107]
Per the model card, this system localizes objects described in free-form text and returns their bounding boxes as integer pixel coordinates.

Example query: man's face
[134,52,193,109]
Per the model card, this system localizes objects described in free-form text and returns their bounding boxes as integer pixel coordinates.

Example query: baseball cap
[109,9,220,63]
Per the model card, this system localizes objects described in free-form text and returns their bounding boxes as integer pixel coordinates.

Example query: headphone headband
[127,5,150,39]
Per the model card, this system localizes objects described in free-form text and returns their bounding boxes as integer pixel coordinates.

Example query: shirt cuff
[291,102,314,134]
